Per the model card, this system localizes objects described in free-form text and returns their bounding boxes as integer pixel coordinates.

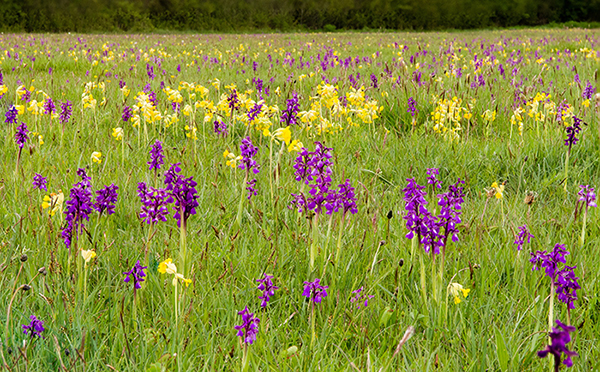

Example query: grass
[0,28,599,371]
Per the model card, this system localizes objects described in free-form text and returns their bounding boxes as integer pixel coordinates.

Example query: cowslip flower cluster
[164,163,199,227]
[256,274,278,308]
[32,173,48,191]
[449,283,470,304]
[235,307,260,344]
[158,258,191,286]
[538,319,578,368]
[514,224,534,251]
[22,315,45,339]
[123,260,147,290]
[137,182,172,224]
[94,184,119,216]
[302,278,328,303]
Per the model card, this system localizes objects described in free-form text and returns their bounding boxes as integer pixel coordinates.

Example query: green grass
[0,29,599,371]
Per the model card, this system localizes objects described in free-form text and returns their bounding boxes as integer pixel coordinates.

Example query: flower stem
[580,208,587,247]
[310,214,319,271]
[335,213,346,263]
[564,150,570,192]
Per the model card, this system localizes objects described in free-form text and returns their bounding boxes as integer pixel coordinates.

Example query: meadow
[0,29,599,371]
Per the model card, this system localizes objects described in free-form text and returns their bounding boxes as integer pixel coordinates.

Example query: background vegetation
[1,0,600,33]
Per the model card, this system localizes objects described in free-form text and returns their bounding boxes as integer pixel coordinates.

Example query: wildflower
[91,152,102,164]
[436,179,466,248]
[123,260,147,290]
[5,105,18,124]
[287,139,303,152]
[42,191,64,216]
[112,127,124,140]
[556,266,580,309]
[246,178,257,200]
[281,93,300,126]
[302,278,328,304]
[449,283,470,304]
[490,182,504,199]
[407,97,418,117]
[239,137,260,174]
[15,122,29,149]
[564,116,583,154]
[227,89,240,112]
[32,173,48,191]
[122,106,133,122]
[62,178,93,250]
[43,98,55,115]
[22,316,45,339]
[256,274,278,308]
[326,179,358,215]
[577,185,597,211]
[530,243,569,281]
[94,184,118,216]
[137,182,172,224]
[164,163,199,228]
[402,178,431,242]
[272,126,292,145]
[59,101,72,124]
[350,286,375,309]
[214,120,228,136]
[148,140,165,171]
[426,168,442,189]
[81,249,96,266]
[514,225,534,251]
[158,258,191,287]
[235,307,260,344]
[538,319,578,368]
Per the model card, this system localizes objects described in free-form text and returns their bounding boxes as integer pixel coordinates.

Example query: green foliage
[0,0,599,32]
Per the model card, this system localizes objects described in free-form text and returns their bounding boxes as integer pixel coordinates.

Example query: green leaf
[495,328,509,371]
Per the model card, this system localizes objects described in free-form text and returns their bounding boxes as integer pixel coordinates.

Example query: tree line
[1,0,599,32]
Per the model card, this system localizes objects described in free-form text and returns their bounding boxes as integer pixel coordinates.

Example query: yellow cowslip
[42,191,64,216]
[491,182,504,199]
[287,139,303,153]
[81,249,96,265]
[449,283,470,304]
[158,258,177,275]
[159,258,191,287]
[91,151,102,164]
[112,127,124,140]
[272,126,291,145]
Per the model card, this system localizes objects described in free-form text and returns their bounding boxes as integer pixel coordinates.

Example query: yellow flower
[158,258,177,275]
[42,191,64,216]
[272,126,291,145]
[112,127,124,140]
[491,182,504,199]
[159,259,191,287]
[81,249,96,265]
[287,139,303,152]
[91,151,102,163]
[173,273,192,287]
[449,283,470,304]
